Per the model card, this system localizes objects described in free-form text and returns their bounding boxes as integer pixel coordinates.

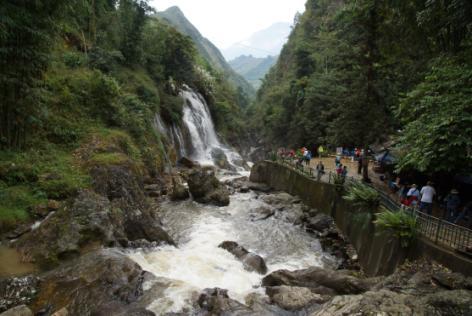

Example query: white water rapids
[131,86,334,314]
[128,184,336,314]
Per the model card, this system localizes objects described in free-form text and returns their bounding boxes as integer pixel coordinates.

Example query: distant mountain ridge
[155,6,255,98]
[223,22,291,61]
[229,55,277,90]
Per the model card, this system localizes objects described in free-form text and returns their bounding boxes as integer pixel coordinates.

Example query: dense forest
[250,0,472,174]
[0,0,247,231]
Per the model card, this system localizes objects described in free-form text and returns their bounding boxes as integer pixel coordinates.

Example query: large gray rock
[211,148,235,171]
[266,286,326,311]
[195,288,252,315]
[311,289,472,316]
[219,241,268,274]
[31,249,154,316]
[187,169,230,206]
[16,165,173,268]
[262,267,368,295]
[305,214,333,233]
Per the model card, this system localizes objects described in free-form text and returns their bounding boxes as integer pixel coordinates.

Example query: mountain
[223,22,291,61]
[229,55,277,89]
[156,6,255,99]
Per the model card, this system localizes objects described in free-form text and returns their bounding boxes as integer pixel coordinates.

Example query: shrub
[343,181,380,211]
[374,207,417,248]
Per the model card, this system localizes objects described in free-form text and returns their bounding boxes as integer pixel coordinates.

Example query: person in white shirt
[419,181,436,215]
[406,184,420,207]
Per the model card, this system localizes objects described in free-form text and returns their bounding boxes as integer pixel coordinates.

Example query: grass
[0,185,47,232]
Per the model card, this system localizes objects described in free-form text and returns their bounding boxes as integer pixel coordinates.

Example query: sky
[149,0,306,49]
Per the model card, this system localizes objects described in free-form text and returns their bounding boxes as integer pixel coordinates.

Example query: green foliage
[343,181,380,211]
[374,207,417,248]
[396,57,472,173]
[0,186,44,231]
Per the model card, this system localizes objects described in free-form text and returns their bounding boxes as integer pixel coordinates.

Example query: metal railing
[271,157,472,253]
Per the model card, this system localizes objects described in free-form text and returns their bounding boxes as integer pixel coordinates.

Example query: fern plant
[374,207,417,248]
[343,181,380,211]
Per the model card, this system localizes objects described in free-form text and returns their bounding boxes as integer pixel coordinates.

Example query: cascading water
[133,86,333,314]
[180,87,246,171]
[128,189,336,314]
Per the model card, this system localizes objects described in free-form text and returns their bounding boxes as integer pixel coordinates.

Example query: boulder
[0,276,39,313]
[266,286,326,311]
[247,182,272,193]
[261,193,297,205]
[249,206,275,221]
[219,241,267,274]
[177,157,198,169]
[187,169,230,206]
[30,249,153,316]
[170,182,189,201]
[0,305,33,316]
[432,272,472,290]
[305,214,333,233]
[196,288,251,315]
[210,148,235,171]
[16,167,174,267]
[262,267,368,295]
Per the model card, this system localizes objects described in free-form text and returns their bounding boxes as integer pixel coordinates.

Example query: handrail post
[435,219,442,244]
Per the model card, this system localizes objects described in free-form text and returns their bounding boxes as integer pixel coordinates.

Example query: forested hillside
[0,0,246,231]
[251,0,472,174]
[156,6,255,100]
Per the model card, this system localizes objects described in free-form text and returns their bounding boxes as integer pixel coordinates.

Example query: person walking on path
[406,184,420,207]
[419,181,436,215]
[357,156,363,175]
[316,161,325,181]
[341,166,348,178]
[318,145,324,158]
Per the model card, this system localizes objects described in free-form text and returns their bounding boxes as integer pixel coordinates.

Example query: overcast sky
[149,0,306,49]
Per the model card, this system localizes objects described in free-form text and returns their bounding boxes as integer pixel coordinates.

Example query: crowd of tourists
[390,179,472,228]
[276,146,472,229]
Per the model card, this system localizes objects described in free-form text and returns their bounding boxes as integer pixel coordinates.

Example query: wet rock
[262,267,368,295]
[311,289,415,315]
[219,241,268,274]
[211,148,235,171]
[305,214,333,233]
[196,288,251,314]
[187,169,230,206]
[0,305,33,316]
[432,272,472,290]
[266,286,326,311]
[31,249,153,316]
[170,182,189,201]
[0,276,39,313]
[249,206,275,221]
[178,157,198,169]
[51,307,68,316]
[16,186,173,268]
[247,182,272,193]
[421,289,472,315]
[261,193,297,205]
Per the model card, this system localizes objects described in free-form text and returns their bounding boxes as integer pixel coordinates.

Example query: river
[128,172,336,314]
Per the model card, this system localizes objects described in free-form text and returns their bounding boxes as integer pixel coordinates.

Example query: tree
[396,57,472,173]
[0,0,67,149]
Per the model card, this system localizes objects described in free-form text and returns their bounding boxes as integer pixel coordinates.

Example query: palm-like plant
[343,181,380,211]
[374,207,417,248]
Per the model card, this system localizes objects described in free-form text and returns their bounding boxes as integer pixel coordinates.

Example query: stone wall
[250,161,472,276]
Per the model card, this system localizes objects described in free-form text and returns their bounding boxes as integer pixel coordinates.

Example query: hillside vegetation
[156,6,255,101]
[251,0,472,174]
[0,0,247,232]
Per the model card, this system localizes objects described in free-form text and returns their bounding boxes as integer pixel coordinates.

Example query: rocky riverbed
[1,163,471,315]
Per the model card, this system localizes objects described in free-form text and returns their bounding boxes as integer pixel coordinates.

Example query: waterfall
[180,87,246,171]
[153,86,247,171]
